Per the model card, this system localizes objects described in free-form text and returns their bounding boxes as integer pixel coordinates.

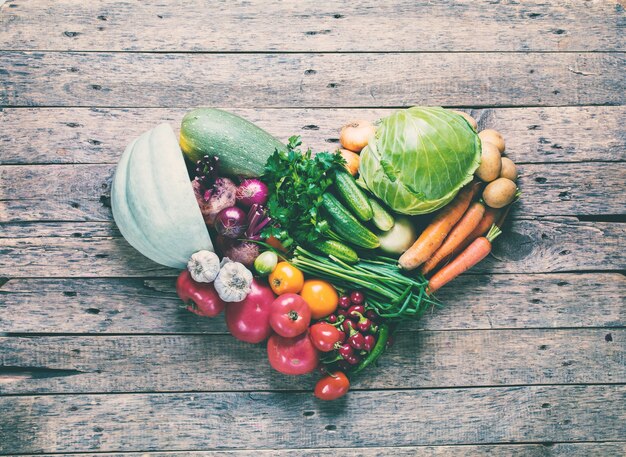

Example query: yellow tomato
[300,279,339,319]
[269,262,304,295]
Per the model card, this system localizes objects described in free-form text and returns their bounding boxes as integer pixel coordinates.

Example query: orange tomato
[300,279,339,319]
[269,262,304,295]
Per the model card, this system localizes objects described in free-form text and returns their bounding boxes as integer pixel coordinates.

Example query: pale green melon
[111,123,214,269]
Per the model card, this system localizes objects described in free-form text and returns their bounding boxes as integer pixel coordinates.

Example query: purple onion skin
[236,179,269,208]
[215,206,247,238]
[192,178,237,226]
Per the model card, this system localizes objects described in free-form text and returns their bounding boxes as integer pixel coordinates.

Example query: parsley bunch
[263,136,346,249]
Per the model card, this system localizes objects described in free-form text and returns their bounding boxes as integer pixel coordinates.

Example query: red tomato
[267,332,319,375]
[314,372,350,401]
[225,279,276,344]
[309,322,344,352]
[269,293,311,338]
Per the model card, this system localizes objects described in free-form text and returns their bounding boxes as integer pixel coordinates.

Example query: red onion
[215,206,247,238]
[236,179,269,207]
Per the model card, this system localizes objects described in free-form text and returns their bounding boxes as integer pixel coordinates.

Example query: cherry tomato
[269,293,311,338]
[300,279,339,319]
[314,371,350,401]
[267,332,319,375]
[269,262,304,295]
[309,322,344,352]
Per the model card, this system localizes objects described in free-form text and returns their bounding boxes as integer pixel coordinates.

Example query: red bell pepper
[176,269,226,317]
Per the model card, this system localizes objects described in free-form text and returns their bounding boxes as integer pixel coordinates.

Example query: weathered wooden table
[1,1,625,455]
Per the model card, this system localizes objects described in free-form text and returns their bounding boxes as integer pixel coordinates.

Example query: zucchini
[180,108,287,177]
[370,198,395,232]
[334,171,373,221]
[317,239,359,264]
[321,193,379,249]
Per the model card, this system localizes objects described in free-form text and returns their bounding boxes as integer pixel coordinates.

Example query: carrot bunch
[398,181,513,294]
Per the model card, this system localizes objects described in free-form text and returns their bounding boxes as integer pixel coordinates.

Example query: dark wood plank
[0,0,623,52]
[1,218,624,278]
[2,106,624,165]
[9,443,626,457]
[1,51,624,107]
[0,329,623,394]
[1,273,623,333]
[2,162,624,222]
[1,386,624,453]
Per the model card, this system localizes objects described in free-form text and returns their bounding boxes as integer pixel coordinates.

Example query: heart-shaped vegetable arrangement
[112,107,519,400]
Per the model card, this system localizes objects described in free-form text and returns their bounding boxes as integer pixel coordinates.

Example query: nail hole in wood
[63,291,77,297]
[304,69,317,75]
[303,411,315,417]
[325,424,337,431]
[64,31,79,37]
[86,308,101,315]
[605,333,613,342]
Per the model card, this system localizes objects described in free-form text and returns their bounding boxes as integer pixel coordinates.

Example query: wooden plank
[0,218,624,278]
[2,163,624,222]
[1,273,623,334]
[0,0,623,52]
[1,106,624,165]
[0,329,623,394]
[0,386,624,453]
[7,443,626,457]
[1,51,624,108]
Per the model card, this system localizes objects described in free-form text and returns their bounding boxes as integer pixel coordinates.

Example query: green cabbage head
[359,107,481,215]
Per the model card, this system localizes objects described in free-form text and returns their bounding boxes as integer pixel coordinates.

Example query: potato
[479,129,506,153]
[451,110,478,130]
[500,157,518,181]
[475,142,502,182]
[483,178,517,208]
[339,148,360,176]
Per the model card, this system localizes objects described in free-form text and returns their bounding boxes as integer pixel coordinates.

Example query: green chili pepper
[351,324,390,375]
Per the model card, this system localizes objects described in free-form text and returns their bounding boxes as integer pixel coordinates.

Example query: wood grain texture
[2,106,625,165]
[0,218,624,278]
[1,51,624,108]
[1,273,624,334]
[1,329,623,394]
[8,443,626,457]
[2,162,624,222]
[1,386,624,453]
[0,0,623,52]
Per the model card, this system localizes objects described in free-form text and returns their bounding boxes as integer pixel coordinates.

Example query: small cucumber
[370,198,395,232]
[317,239,359,264]
[334,171,373,222]
[321,193,379,249]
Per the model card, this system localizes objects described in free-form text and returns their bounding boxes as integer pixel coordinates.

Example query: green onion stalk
[291,247,439,320]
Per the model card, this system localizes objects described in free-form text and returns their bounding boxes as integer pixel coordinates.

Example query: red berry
[338,295,351,309]
[345,354,361,365]
[327,314,338,324]
[357,317,373,333]
[365,310,379,322]
[337,309,348,318]
[348,332,365,350]
[348,304,365,321]
[342,319,355,336]
[350,291,365,305]
[338,343,354,360]
[363,334,376,352]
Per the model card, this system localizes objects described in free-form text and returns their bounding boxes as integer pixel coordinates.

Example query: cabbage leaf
[359,107,481,214]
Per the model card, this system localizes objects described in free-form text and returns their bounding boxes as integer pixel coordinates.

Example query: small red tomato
[267,332,319,375]
[350,290,365,305]
[269,293,311,337]
[309,322,344,352]
[314,371,350,401]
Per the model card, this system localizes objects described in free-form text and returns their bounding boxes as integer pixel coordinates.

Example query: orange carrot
[421,201,486,275]
[398,183,476,270]
[427,225,501,294]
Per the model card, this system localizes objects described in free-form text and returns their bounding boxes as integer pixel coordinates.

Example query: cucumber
[334,171,373,221]
[321,193,379,249]
[180,108,287,177]
[370,198,395,232]
[317,239,359,264]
